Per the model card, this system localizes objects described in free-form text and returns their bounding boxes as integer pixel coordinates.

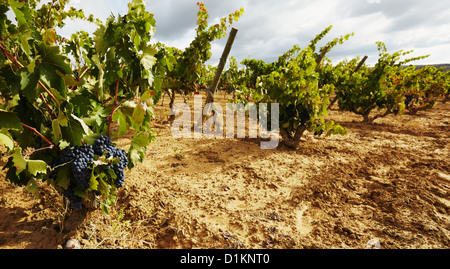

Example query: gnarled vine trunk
[280,125,307,149]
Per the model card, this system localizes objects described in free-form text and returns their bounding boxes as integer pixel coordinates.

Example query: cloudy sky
[60,0,450,66]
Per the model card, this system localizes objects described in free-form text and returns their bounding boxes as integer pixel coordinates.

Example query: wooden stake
[316,46,329,65]
[202,28,238,126]
[353,56,368,74]
[205,27,238,105]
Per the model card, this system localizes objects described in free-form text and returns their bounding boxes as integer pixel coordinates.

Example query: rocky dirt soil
[0,93,449,249]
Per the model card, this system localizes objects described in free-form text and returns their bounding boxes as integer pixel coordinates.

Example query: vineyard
[0,0,449,249]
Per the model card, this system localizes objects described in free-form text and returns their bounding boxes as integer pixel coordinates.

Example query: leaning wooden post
[205,27,238,105]
[352,55,368,75]
[202,28,238,125]
[315,46,329,66]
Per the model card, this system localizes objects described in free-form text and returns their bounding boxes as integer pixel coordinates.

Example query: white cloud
[55,0,450,66]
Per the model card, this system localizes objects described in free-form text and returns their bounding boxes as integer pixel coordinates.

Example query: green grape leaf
[20,32,32,58]
[38,65,66,96]
[93,24,108,55]
[11,147,27,173]
[128,148,142,168]
[71,114,92,136]
[128,131,152,168]
[98,175,112,196]
[56,70,77,87]
[0,130,14,151]
[132,105,145,127]
[0,111,23,130]
[20,68,40,100]
[57,109,69,127]
[55,164,71,189]
[35,42,72,75]
[35,42,72,95]
[26,56,41,73]
[112,109,129,137]
[27,178,39,198]
[52,119,62,142]
[27,159,47,176]
[58,140,71,150]
[89,173,99,191]
[61,114,90,146]
[9,0,30,29]
[0,65,21,96]
[141,45,157,70]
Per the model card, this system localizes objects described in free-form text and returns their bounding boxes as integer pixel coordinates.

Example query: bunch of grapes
[50,136,128,210]
[50,144,94,209]
[70,144,94,190]
[93,135,128,188]
[64,185,82,210]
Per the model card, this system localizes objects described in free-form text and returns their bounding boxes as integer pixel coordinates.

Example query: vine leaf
[19,68,40,100]
[55,164,71,189]
[11,147,27,173]
[36,42,72,75]
[132,105,146,127]
[61,114,90,146]
[93,24,108,55]
[9,0,31,30]
[11,147,47,176]
[89,172,99,191]
[112,109,129,137]
[35,42,72,94]
[0,130,14,150]
[141,45,157,84]
[27,159,47,176]
[141,45,157,69]
[27,178,39,198]
[0,111,23,130]
[128,131,153,168]
[71,114,92,135]
[20,32,32,58]
[52,119,62,142]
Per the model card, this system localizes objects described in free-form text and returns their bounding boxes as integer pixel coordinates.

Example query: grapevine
[334,42,430,123]
[161,2,244,113]
[233,25,352,148]
[402,65,450,114]
[0,0,156,212]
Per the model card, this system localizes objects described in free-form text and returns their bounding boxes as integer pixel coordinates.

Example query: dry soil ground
[0,92,449,249]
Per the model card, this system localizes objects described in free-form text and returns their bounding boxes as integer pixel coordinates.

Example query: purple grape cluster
[51,144,93,210]
[51,136,127,210]
[69,144,94,190]
[93,135,128,188]
[64,185,82,210]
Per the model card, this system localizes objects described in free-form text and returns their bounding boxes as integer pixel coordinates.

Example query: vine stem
[21,123,61,152]
[108,79,121,137]
[70,67,89,91]
[41,0,56,32]
[40,93,56,120]
[24,145,55,158]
